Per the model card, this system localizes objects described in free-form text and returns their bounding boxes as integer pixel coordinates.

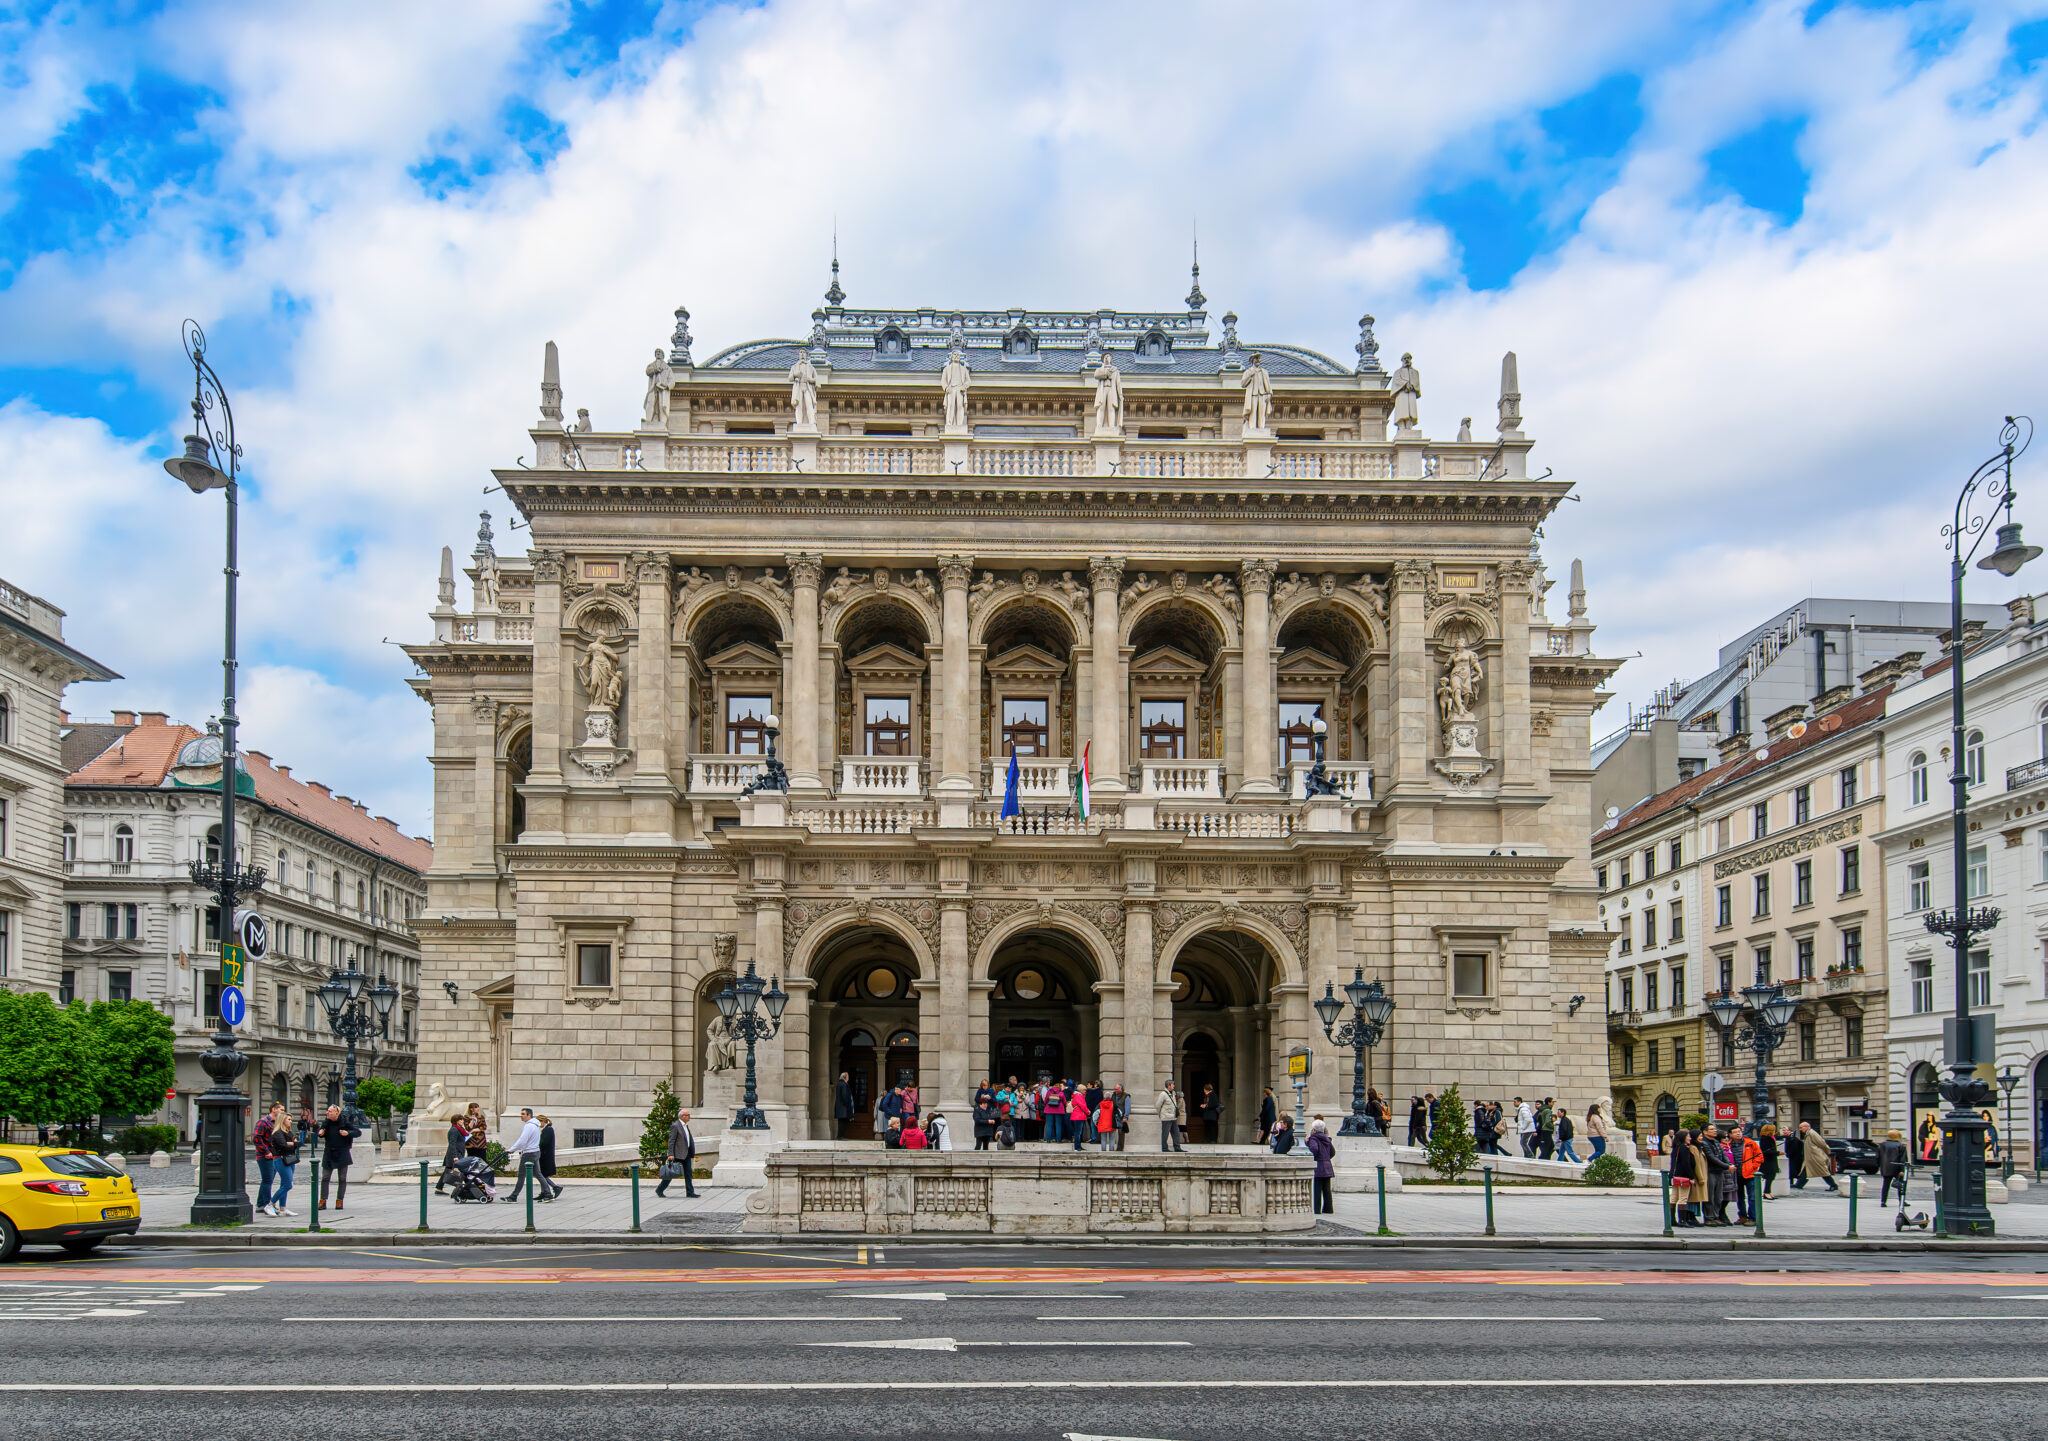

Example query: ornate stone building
[405,283,1620,1148]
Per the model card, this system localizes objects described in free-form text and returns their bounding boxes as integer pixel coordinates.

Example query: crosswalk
[0,1280,264,1320]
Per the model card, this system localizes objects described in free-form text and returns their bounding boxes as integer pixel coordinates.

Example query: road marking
[1036,1315,1602,1323]
[0,1280,265,1321]
[803,1338,1191,1353]
[347,1250,463,1266]
[1726,1315,2048,1322]
[284,1315,905,1323]
[845,1292,1124,1302]
[5,1377,2048,1393]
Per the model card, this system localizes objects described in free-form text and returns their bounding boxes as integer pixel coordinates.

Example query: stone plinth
[712,1103,791,1188]
[1330,1133,1402,1193]
[743,1145,1315,1235]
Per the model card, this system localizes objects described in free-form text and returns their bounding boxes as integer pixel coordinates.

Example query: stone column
[810,998,835,1138]
[530,551,565,778]
[938,895,971,1114]
[1387,559,1433,839]
[938,557,975,796]
[1499,559,1535,802]
[472,699,499,862]
[1122,891,1158,1122]
[786,554,823,792]
[1238,559,1278,794]
[1230,1006,1258,1143]
[1089,557,1126,795]
[630,554,671,773]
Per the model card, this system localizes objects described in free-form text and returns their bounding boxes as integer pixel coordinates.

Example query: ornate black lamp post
[1301,715,1340,798]
[1923,415,2037,1236]
[716,960,787,1130]
[1314,968,1396,1136]
[1998,1067,2020,1183]
[740,714,790,796]
[167,320,268,1226]
[1707,970,1797,1128]
[316,964,400,1122]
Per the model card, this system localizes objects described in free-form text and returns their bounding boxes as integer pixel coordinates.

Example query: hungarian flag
[1072,743,1091,819]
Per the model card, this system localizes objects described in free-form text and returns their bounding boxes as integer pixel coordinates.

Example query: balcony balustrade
[1138,760,1225,800]
[1156,807,1295,839]
[1285,760,1372,802]
[986,756,1074,803]
[789,804,936,834]
[690,755,766,796]
[977,806,1103,836]
[839,756,924,797]
[2008,756,2048,791]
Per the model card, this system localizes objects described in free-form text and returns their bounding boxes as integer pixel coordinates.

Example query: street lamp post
[1301,716,1340,798]
[740,714,790,796]
[316,964,399,1123]
[1708,972,1797,1133]
[167,320,268,1226]
[1998,1067,2020,1183]
[1314,968,1397,1137]
[1923,415,2037,1237]
[716,960,787,1130]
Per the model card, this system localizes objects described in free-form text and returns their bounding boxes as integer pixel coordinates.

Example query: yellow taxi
[0,1145,142,1261]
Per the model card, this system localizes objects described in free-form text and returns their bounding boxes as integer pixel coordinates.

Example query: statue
[418,1081,460,1121]
[1346,572,1388,617]
[788,353,820,432]
[1120,572,1157,608]
[909,569,938,604]
[577,637,625,715]
[821,566,857,608]
[1204,573,1243,619]
[1055,571,1091,619]
[1438,633,1484,732]
[705,1016,741,1074]
[1091,355,1125,437]
[969,570,1005,608]
[1241,352,1273,433]
[642,348,671,426]
[941,346,971,432]
[1392,352,1421,437]
[477,552,501,611]
[574,408,592,433]
[1456,416,1472,442]
[1272,572,1305,606]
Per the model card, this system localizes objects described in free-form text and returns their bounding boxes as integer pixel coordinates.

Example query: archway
[1126,597,1228,775]
[1165,926,1290,1143]
[834,596,933,769]
[810,926,923,1139]
[986,928,1101,1119]
[1274,598,1375,795]
[1654,1092,1679,1143]
[1910,1061,1943,1150]
[271,1072,289,1108]
[980,597,1079,795]
[687,594,788,759]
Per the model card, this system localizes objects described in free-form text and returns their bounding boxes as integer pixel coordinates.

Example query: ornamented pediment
[1129,644,1206,680]
[985,642,1067,682]
[1276,645,1347,682]
[706,640,783,676]
[845,641,927,679]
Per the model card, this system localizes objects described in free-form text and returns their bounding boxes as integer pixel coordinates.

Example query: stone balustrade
[742,1146,1316,1235]
[1287,760,1372,801]
[839,757,924,796]
[1157,807,1296,839]
[690,755,765,795]
[986,755,1073,802]
[1138,759,1225,800]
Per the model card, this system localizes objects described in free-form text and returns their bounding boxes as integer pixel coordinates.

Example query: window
[104,970,131,1003]
[277,983,289,1024]
[1845,1014,1864,1058]
[304,992,318,1030]
[576,943,612,989]
[1968,948,1991,1008]
[1618,928,1632,956]
[102,903,118,939]
[331,871,342,906]
[1642,848,1657,881]
[204,825,221,866]
[1794,784,1811,825]
[1909,860,1932,910]
[1618,975,1634,1011]
[1715,816,1731,852]
[862,696,912,756]
[1673,1039,1687,1073]
[1669,901,1684,941]
[1139,700,1187,760]
[1670,967,1685,1009]
[1909,751,1929,805]
[1645,970,1659,1011]
[304,859,315,895]
[204,970,221,1019]
[1966,729,1986,787]
[1718,956,1734,993]
[1647,1040,1661,1074]
[1754,873,1771,917]
[204,906,220,943]
[1716,885,1732,928]
[1755,945,1772,983]
[1842,927,1862,971]
[1596,865,1608,891]
[1621,1043,1635,1076]
[59,968,75,1005]
[0,692,8,743]
[112,823,134,865]
[66,902,81,939]
[1794,859,1813,907]
[1001,698,1049,757]
[1668,839,1683,871]
[1839,764,1859,808]
[62,822,76,863]
[1277,702,1323,766]
[1720,1028,1737,1067]
[1753,801,1770,839]
[1966,844,1989,901]
[276,850,289,887]
[1796,936,1815,979]
[1841,844,1861,894]
[1798,1021,1816,1062]
[725,695,773,755]
[0,909,8,978]
[2041,829,2048,885]
[0,799,10,855]
[1451,952,1488,997]
[1618,859,1632,889]
[1643,908,1657,951]
[1911,958,1934,1014]
[123,904,137,940]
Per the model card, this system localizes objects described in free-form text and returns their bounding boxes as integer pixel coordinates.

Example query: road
[4,1241,2047,1439]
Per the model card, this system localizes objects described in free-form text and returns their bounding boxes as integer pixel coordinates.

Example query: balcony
[838,756,924,798]
[788,804,936,834]
[1286,760,1372,802]
[439,612,534,644]
[2008,756,2048,791]
[1138,759,1225,801]
[1156,807,1295,839]
[690,754,766,796]
[977,806,1105,836]
[986,756,1074,804]
[1608,1009,1643,1033]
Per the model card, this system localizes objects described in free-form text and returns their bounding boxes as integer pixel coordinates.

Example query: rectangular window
[104,970,130,1003]
[1277,701,1323,766]
[1721,1029,1737,1067]
[1966,844,1990,901]
[1669,839,1683,872]
[1842,927,1862,970]
[1839,764,1859,808]
[67,902,81,939]
[1719,956,1734,993]
[1794,784,1812,825]
[1595,865,1608,891]
[1643,907,1657,951]
[102,903,119,939]
[1647,1040,1660,1074]
[123,904,138,940]
[1645,971,1659,1011]
[1754,873,1771,917]
[204,970,222,1020]
[1000,698,1049,758]
[1674,1039,1687,1072]
[1911,958,1934,1014]
[1139,700,1187,760]
[1968,948,1991,1008]
[1619,976,1634,1011]
[2040,830,2048,885]
[0,797,7,856]
[1796,936,1815,979]
[204,907,220,943]
[1755,945,1773,983]
[58,968,75,1005]
[0,908,7,977]
[1717,885,1732,928]
[1716,816,1731,851]
[1452,952,1489,997]
[1795,859,1813,907]
[277,983,289,1024]
[724,695,773,755]
[1619,860,1632,889]
[1753,801,1770,839]
[1798,1021,1816,1062]
[1669,900,1685,942]
[1621,1044,1635,1076]
[862,696,912,756]
[1642,847,1657,881]
[1845,1014,1864,1058]
[1909,861,1932,911]
[1670,967,1685,1009]
[576,943,612,989]
[1841,845,1861,894]
[304,992,318,1030]
[1618,929,1632,956]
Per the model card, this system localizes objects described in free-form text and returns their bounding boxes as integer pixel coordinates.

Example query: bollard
[1934,1182,1945,1238]
[1847,1173,1859,1239]
[1376,1166,1391,1235]
[524,1160,537,1234]
[307,1159,322,1233]
[629,1163,643,1234]
[417,1160,430,1233]
[1483,1167,1496,1236]
[1660,1170,1673,1237]
[1751,1177,1765,1239]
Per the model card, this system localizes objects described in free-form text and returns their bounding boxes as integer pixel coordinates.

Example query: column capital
[1089,556,1125,591]
[787,554,823,589]
[631,551,670,587]
[1392,558,1431,590]
[1240,558,1276,595]
[938,555,976,590]
[531,549,566,584]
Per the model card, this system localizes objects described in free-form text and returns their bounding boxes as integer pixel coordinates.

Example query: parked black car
[1826,1136,1882,1175]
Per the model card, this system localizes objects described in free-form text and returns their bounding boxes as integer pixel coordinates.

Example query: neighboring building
[1878,594,2048,1166]
[0,577,118,993]
[1593,597,2006,823]
[1598,683,1892,1144]
[404,279,1622,1150]
[62,711,428,1138]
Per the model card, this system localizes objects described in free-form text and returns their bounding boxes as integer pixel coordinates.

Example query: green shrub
[113,1124,178,1155]
[1584,1153,1635,1186]
[1680,1113,1709,1131]
[1423,1083,1479,1183]
[485,1141,510,1173]
[640,1079,681,1165]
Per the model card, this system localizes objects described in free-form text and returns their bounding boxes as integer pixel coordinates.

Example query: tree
[640,1079,680,1164]
[0,991,98,1133]
[77,1001,176,1122]
[1423,1081,1480,1183]
[355,1077,401,1120]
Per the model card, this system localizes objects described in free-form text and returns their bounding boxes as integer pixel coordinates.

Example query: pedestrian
[1586,1104,1608,1160]
[834,1071,855,1141]
[505,1107,557,1201]
[1878,1128,1910,1208]
[1366,1088,1391,1136]
[1982,1110,2001,1169]
[927,1111,952,1151]
[269,1110,300,1217]
[1785,1123,1806,1187]
[1043,1080,1066,1144]
[253,1102,283,1215]
[1758,1123,1781,1198]
[537,1114,560,1199]
[1112,1085,1131,1151]
[1798,1121,1840,1193]
[1536,1097,1555,1160]
[883,1116,904,1148]
[1012,1086,1037,1142]
[1407,1096,1426,1146]
[1159,1079,1185,1152]
[436,1108,468,1194]
[656,1108,697,1198]
[901,1113,928,1150]
[975,1079,996,1112]
[1516,1096,1537,1157]
[318,1103,361,1213]
[1669,1128,1699,1226]
[1473,1098,1496,1155]
[1196,1085,1221,1144]
[1734,1126,1762,1222]
[1066,1086,1091,1151]
[1259,1087,1277,1144]
[1306,1117,1336,1214]
[1425,1091,1439,1141]
[1699,1126,1732,1224]
[1555,1105,1580,1163]
[1271,1113,1296,1154]
[463,1104,489,1165]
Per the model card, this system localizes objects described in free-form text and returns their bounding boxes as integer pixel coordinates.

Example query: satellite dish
[1787,721,1808,739]
[1605,805,1620,820]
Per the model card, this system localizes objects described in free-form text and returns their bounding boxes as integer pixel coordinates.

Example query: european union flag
[1001,750,1021,819]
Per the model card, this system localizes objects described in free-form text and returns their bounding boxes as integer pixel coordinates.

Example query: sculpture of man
[1241,351,1273,432]
[706,1016,740,1073]
[578,637,625,714]
[1091,354,1124,437]
[941,345,971,432]
[789,352,821,431]
[1392,352,1421,436]
[642,348,671,426]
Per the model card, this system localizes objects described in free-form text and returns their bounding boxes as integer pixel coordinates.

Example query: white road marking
[1726,1315,2048,1322]
[284,1315,904,1324]
[804,1338,1190,1353]
[1035,1314,1603,1323]
[4,1377,2048,1393]
[0,1281,263,1322]
[844,1292,1124,1301]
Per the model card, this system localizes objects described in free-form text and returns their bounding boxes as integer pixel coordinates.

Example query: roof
[243,751,432,875]
[65,718,201,789]
[1595,686,1892,847]
[0,602,119,683]
[61,722,134,773]
[703,338,1350,379]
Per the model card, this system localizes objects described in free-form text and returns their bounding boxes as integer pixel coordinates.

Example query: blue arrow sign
[219,984,246,1028]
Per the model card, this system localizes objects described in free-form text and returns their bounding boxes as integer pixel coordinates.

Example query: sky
[4,0,2047,836]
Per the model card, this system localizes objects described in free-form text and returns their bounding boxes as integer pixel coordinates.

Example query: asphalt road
[5,1242,2048,1440]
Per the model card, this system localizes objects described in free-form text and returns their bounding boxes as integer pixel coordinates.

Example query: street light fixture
[1998,1067,2020,1183]
[316,964,395,1122]
[740,714,790,796]
[720,960,787,1130]
[1302,714,1340,798]
[1316,968,1396,1136]
[1924,414,2036,1237]
[1707,969,1795,1129]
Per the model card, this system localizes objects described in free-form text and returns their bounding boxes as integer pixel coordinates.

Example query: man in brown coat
[1796,1121,1840,1193]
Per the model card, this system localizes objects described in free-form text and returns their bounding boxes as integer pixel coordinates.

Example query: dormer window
[1136,328,1172,360]
[1002,325,1038,359]
[875,326,910,357]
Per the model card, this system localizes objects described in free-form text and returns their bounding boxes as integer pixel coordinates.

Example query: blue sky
[4,0,2047,832]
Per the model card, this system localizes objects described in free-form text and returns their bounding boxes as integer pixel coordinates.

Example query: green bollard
[1483,1166,1496,1236]
[1847,1173,1859,1239]
[1751,1177,1765,1239]
[629,1163,643,1234]
[307,1159,322,1233]
[1376,1166,1390,1235]
[524,1160,537,1234]
[1660,1170,1673,1237]
[417,1160,430,1233]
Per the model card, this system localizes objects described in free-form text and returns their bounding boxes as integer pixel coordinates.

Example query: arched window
[888,1030,918,1048]
[1136,327,1171,359]
[1966,729,1986,788]
[112,824,134,865]
[357,880,366,912]
[874,326,909,356]
[1002,325,1037,358]
[0,692,10,745]
[204,825,222,866]
[61,823,76,863]
[304,858,316,895]
[1909,751,1929,806]
[276,850,290,887]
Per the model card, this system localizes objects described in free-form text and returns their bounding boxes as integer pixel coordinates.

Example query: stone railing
[690,755,765,795]
[2008,757,2048,791]
[665,441,793,473]
[743,1146,1315,1235]
[792,804,937,834]
[979,807,1103,836]
[967,444,1090,477]
[1269,445,1395,480]
[839,757,924,797]
[819,443,944,475]
[987,755,1073,802]
[1120,444,1242,478]
[1138,759,1225,800]
[1286,760,1372,801]
[1157,807,1295,839]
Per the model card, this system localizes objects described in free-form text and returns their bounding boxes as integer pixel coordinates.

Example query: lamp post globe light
[718,960,788,1130]
[1997,1067,2020,1184]
[740,714,790,796]
[1315,968,1396,1136]
[1923,415,2036,1236]
[1707,970,1797,1129]
[1301,715,1340,799]
[316,964,399,1123]
[168,320,268,1226]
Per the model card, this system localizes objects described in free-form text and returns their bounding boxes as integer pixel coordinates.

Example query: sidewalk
[138,1174,747,1235]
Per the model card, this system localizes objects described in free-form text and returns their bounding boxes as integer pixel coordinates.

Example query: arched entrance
[810,926,923,1139]
[986,928,1100,1097]
[1910,1061,1943,1149]
[1165,927,1290,1143]
[1654,1092,1679,1142]
[271,1072,289,1107]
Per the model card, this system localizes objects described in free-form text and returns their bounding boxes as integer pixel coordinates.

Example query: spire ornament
[670,305,693,366]
[1185,230,1206,310]
[1355,315,1381,374]
[825,231,845,307]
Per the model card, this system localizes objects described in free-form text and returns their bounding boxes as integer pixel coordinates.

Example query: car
[0,1145,142,1262]
[1825,1136,1882,1175]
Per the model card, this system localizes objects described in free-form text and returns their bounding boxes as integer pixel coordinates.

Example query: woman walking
[1758,1123,1781,1198]
[1586,1104,1608,1160]
[266,1107,301,1217]
[1879,1128,1911,1208]
[1407,1096,1427,1146]
[1669,1129,1698,1226]
[463,1104,490,1166]
[1305,1117,1336,1214]
[537,1114,559,1201]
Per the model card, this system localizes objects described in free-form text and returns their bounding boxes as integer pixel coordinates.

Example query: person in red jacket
[900,1114,928,1150]
[1734,1126,1763,1223]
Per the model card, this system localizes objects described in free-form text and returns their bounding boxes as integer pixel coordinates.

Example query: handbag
[658,1160,686,1181]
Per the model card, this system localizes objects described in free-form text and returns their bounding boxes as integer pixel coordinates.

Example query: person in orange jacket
[1734,1126,1764,1223]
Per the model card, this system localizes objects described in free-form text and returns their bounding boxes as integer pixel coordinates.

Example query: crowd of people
[251,1099,365,1216]
[432,1101,562,1204]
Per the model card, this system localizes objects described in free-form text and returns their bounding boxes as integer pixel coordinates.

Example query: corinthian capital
[1088,556,1125,591]
[1240,559,1276,595]
[530,549,565,584]
[632,551,670,587]
[786,553,823,590]
[1392,558,1431,592]
[938,555,975,591]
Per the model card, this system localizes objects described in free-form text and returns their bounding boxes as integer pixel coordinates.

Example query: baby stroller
[443,1153,498,1203]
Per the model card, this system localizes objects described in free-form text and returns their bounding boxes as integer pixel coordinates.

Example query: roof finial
[825,224,845,307]
[475,510,496,558]
[1185,222,1206,310]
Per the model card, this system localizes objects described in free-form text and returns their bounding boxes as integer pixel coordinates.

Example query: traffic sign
[219,942,246,989]
[1701,1072,1725,1094]
[219,984,246,1028]
[235,910,269,960]
[1286,1048,1312,1081]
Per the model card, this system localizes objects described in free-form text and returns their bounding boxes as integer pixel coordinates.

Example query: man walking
[1797,1121,1840,1193]
[506,1107,558,1202]
[1536,1097,1555,1160]
[1516,1097,1537,1157]
[1159,1080,1185,1152]
[656,1108,697,1198]
[833,1071,855,1141]
[1259,1087,1278,1145]
[317,1104,361,1213]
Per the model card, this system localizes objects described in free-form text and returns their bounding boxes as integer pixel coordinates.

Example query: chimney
[59,709,68,725]
[2009,595,2036,627]
[112,711,136,725]
[1716,732,1752,765]
[245,749,270,765]
[1763,704,1808,742]
[1813,684,1854,715]
[1859,651,1925,690]
[274,764,291,779]
[138,711,168,725]
[308,782,331,797]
